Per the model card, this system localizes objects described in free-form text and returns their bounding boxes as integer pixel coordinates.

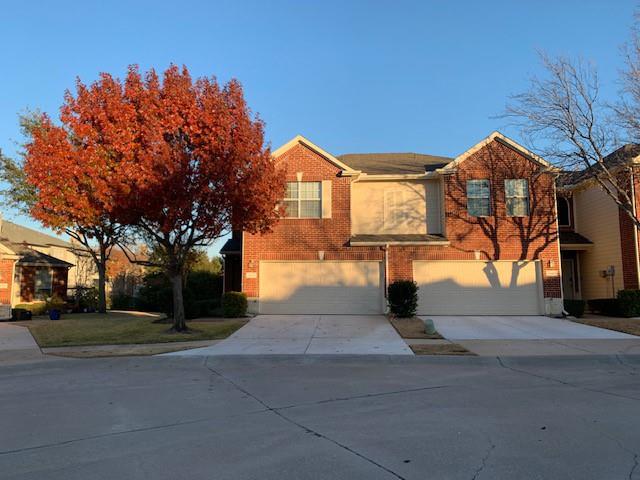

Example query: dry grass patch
[410,343,475,356]
[16,311,246,348]
[574,316,640,337]
[389,316,443,339]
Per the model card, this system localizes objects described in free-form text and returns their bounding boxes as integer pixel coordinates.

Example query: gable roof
[272,135,359,174]
[14,246,74,267]
[0,220,73,249]
[443,131,553,171]
[337,153,452,175]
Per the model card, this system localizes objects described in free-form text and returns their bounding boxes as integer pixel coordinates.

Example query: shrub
[189,299,220,318]
[563,299,585,318]
[77,287,99,312]
[46,295,66,313]
[15,302,47,316]
[111,293,136,310]
[222,292,247,318]
[617,289,640,317]
[588,298,621,316]
[387,280,418,318]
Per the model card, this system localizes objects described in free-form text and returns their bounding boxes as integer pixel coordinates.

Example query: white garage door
[413,260,542,315]
[259,261,383,314]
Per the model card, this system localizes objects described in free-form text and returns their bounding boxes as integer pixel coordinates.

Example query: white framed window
[505,179,530,217]
[283,181,322,218]
[467,179,491,217]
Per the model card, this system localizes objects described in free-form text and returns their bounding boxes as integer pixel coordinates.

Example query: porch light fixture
[318,250,325,260]
[548,259,555,268]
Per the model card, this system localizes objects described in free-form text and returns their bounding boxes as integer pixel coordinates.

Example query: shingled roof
[559,143,640,187]
[337,152,453,175]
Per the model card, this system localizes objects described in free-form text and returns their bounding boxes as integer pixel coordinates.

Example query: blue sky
[0,0,635,254]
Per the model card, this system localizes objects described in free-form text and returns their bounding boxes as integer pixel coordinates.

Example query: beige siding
[32,245,97,290]
[351,180,441,235]
[414,260,543,315]
[259,261,383,314]
[573,185,624,299]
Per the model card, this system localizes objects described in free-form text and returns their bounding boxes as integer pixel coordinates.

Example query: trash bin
[49,309,61,321]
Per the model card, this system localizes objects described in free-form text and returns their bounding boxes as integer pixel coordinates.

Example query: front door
[561,259,576,300]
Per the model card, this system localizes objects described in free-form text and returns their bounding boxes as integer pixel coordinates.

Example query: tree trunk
[97,262,107,314]
[170,272,187,331]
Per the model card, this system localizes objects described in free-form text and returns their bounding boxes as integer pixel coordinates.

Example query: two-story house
[558,144,640,301]
[221,131,563,316]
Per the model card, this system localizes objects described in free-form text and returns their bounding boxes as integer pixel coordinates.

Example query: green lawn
[16,311,247,348]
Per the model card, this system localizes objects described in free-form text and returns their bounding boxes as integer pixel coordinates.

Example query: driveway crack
[205,358,408,479]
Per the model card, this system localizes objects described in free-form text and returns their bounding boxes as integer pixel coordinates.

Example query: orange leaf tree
[117,65,283,330]
[23,105,128,314]
[24,65,283,330]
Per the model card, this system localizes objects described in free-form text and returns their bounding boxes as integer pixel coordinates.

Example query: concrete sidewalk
[0,323,55,365]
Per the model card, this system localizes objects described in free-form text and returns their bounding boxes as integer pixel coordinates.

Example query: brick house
[0,218,86,314]
[221,132,564,316]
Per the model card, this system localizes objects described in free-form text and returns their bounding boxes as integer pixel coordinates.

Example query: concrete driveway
[424,315,640,356]
[171,315,413,355]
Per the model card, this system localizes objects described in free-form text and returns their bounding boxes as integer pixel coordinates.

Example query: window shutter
[321,180,332,218]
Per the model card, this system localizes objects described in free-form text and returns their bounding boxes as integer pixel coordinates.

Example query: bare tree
[505,53,640,228]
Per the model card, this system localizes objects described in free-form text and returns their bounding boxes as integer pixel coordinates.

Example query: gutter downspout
[630,167,640,289]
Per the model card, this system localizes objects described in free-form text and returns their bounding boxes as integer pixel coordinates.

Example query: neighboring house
[221,132,563,316]
[558,144,640,301]
[0,218,97,306]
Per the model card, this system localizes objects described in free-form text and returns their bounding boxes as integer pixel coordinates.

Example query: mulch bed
[389,316,443,339]
[410,343,475,356]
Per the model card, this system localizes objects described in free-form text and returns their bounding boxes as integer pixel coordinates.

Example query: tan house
[558,144,640,301]
[0,218,97,309]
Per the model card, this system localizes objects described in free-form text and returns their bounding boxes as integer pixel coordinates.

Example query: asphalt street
[1,354,640,479]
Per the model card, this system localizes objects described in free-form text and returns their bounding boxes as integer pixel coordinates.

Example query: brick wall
[441,140,561,298]
[243,143,382,297]
[19,266,35,302]
[52,267,69,299]
[0,259,14,304]
[243,139,562,300]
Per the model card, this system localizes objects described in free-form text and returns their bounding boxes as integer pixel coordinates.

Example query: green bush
[588,298,622,316]
[189,299,220,318]
[563,299,585,318]
[136,270,223,316]
[387,280,418,318]
[111,293,136,310]
[14,302,47,316]
[46,295,66,313]
[617,289,640,317]
[76,287,99,311]
[222,292,247,318]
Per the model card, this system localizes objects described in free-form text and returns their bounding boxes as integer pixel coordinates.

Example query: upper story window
[283,181,321,218]
[557,197,571,227]
[467,179,491,217]
[505,179,530,217]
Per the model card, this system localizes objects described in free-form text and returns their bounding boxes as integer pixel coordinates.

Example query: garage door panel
[414,261,542,315]
[259,261,383,314]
